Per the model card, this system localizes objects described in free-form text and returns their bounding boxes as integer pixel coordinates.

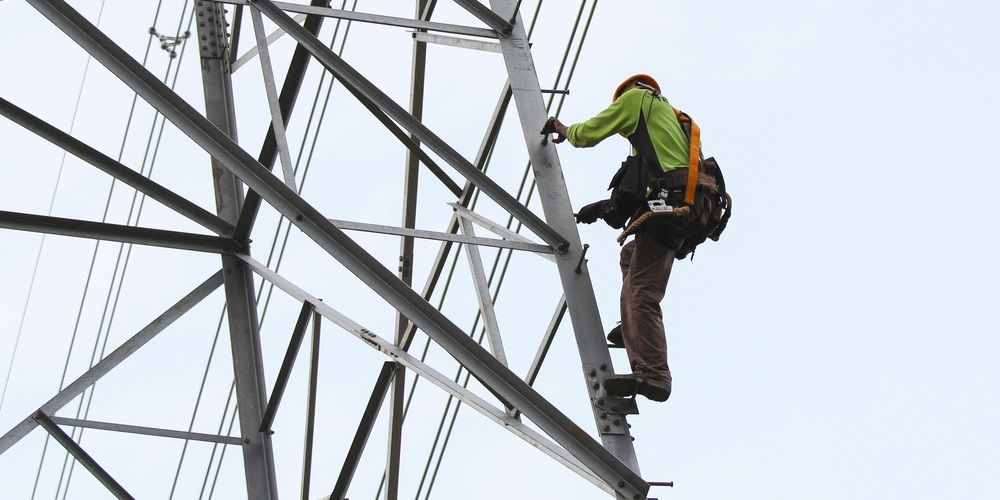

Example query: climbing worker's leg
[621,232,674,382]
[609,233,675,401]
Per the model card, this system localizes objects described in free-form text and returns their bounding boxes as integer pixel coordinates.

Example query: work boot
[606,323,624,348]
[603,374,671,402]
[603,374,642,398]
[638,377,671,402]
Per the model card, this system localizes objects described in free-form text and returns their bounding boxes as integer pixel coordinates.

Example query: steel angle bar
[458,218,508,366]
[232,13,307,71]
[249,7,297,190]
[235,0,330,240]
[448,202,554,262]
[196,1,279,495]
[26,2,633,492]
[0,210,239,254]
[219,0,497,38]
[0,270,223,454]
[329,218,553,254]
[0,97,233,236]
[249,0,568,253]
[412,32,501,53]
[34,412,134,500]
[330,362,395,500]
[301,311,321,500]
[526,295,567,387]
[450,0,512,35]
[260,302,315,432]
[397,83,514,351]
[229,4,244,64]
[48,417,243,446]
[490,0,646,496]
[236,255,612,495]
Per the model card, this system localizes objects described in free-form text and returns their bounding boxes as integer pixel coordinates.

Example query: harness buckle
[647,199,673,213]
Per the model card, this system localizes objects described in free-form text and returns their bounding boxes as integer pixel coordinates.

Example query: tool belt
[601,92,732,256]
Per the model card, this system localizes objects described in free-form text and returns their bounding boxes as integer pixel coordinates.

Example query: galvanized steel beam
[0,271,223,454]
[34,412,134,500]
[250,0,569,254]
[0,96,233,236]
[329,218,553,254]
[488,0,647,497]
[218,0,497,38]
[0,210,238,254]
[48,417,243,446]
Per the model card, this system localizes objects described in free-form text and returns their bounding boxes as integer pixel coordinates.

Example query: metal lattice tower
[0,1,655,498]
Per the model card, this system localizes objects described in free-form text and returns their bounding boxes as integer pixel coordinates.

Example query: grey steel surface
[34,412,134,500]
[235,0,330,241]
[196,2,279,498]
[526,296,567,387]
[236,254,614,495]
[331,362,396,500]
[219,0,497,38]
[386,1,433,494]
[233,13,307,71]
[0,210,238,254]
[251,0,569,253]
[0,270,223,454]
[259,302,315,433]
[11,1,653,497]
[301,312,321,500]
[411,31,502,53]
[450,0,512,35]
[249,7,297,190]
[398,83,514,351]
[328,218,553,254]
[458,218,508,366]
[489,0,646,496]
[449,203,555,261]
[48,417,243,446]
[0,97,233,236]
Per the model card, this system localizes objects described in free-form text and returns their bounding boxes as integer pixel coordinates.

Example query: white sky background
[0,1,998,499]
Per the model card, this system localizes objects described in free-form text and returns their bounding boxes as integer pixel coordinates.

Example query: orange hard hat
[612,74,660,102]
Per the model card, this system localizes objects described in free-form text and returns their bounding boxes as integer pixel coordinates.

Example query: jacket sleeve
[565,89,642,148]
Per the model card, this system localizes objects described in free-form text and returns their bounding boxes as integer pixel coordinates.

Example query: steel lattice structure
[0,1,655,498]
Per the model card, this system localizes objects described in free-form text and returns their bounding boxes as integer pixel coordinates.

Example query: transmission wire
[0,0,114,417]
[19,1,174,498]
[53,5,195,498]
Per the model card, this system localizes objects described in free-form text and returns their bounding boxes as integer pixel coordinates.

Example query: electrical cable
[52,5,195,498]
[20,1,171,498]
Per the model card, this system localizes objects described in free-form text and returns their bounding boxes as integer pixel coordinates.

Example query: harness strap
[673,110,701,206]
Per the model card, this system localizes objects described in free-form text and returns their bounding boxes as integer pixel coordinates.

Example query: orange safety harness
[673,110,701,206]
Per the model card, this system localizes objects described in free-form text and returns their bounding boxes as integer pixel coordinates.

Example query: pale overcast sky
[1,1,998,499]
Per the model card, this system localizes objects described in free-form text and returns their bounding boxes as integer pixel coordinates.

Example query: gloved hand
[540,117,567,144]
[575,200,610,224]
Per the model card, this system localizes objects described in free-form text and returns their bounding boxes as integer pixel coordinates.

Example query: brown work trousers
[618,188,718,383]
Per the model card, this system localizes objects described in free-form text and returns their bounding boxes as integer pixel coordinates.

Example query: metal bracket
[195,0,231,63]
[583,363,637,436]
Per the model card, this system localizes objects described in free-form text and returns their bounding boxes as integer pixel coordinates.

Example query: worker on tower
[541,74,731,403]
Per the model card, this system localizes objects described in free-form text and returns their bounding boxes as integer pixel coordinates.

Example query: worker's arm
[564,89,643,148]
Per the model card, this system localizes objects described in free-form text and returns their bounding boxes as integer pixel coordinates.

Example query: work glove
[575,200,610,224]
[540,117,567,144]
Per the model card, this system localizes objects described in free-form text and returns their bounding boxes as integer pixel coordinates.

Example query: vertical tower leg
[196,3,278,498]
[488,0,643,490]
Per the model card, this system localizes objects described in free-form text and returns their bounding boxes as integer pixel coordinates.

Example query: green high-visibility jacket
[565,88,690,172]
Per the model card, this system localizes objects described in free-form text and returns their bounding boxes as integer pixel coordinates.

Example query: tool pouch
[604,155,649,229]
